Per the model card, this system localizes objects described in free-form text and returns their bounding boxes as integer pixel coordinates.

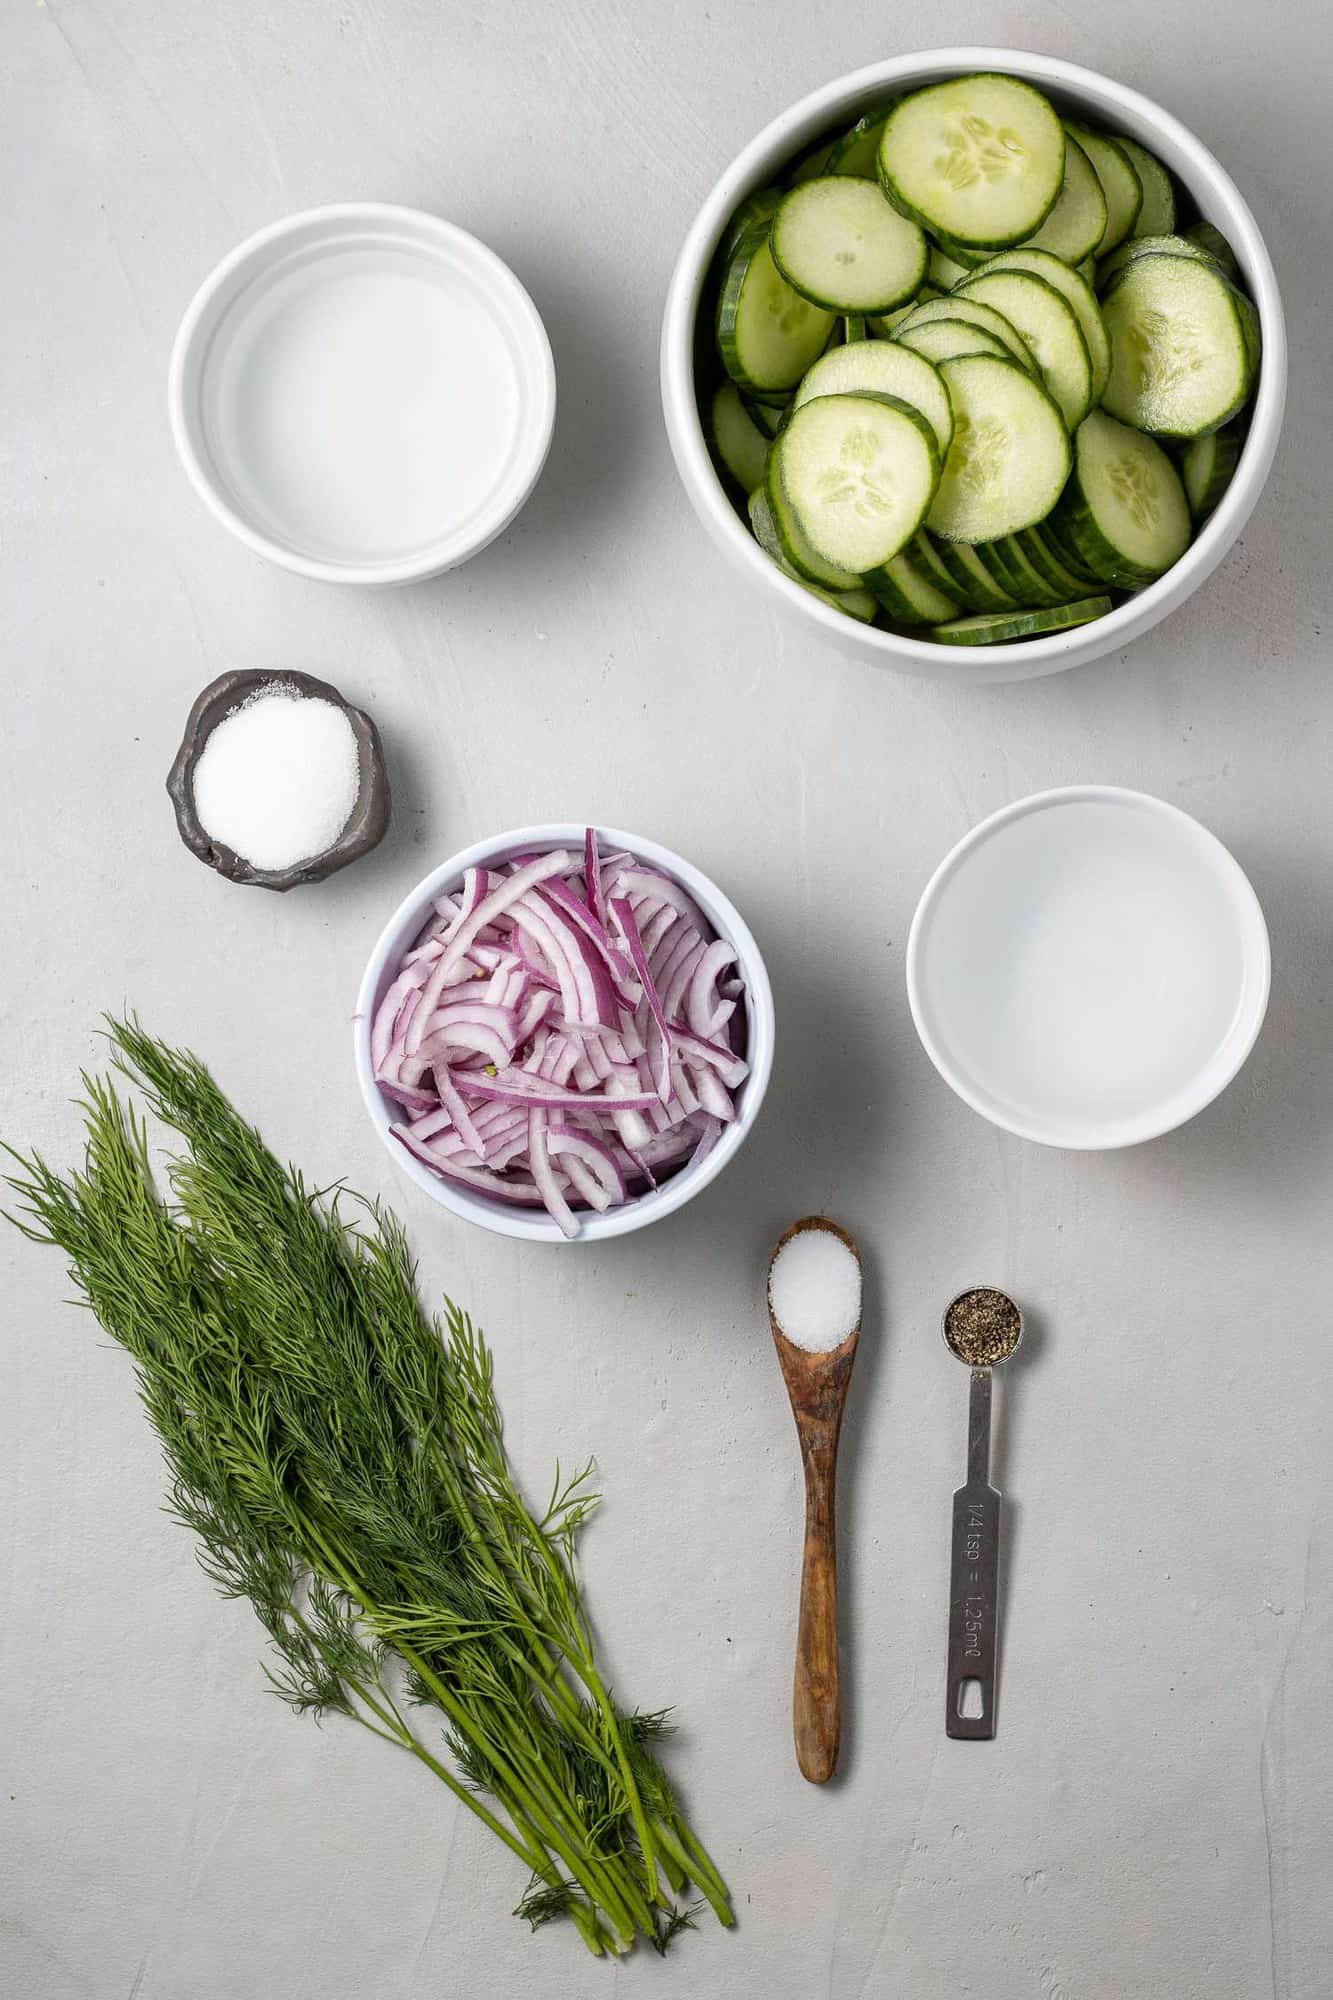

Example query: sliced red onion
[687,941,738,1039]
[610,896,672,1105]
[373,832,746,1233]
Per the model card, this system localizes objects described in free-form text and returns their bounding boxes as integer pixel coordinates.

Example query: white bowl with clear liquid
[169,204,555,585]
[906,786,1271,1147]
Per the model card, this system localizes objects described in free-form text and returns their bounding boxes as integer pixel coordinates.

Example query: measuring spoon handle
[793,1441,840,1782]
[946,1475,1001,1738]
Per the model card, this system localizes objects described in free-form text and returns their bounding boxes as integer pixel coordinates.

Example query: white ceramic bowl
[169,204,555,585]
[353,825,775,1241]
[906,786,1270,1147]
[661,49,1286,685]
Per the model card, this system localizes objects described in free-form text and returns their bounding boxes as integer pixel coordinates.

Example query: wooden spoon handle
[793,1445,840,1783]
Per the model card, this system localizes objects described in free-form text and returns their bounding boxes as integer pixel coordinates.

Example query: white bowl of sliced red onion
[353,825,775,1240]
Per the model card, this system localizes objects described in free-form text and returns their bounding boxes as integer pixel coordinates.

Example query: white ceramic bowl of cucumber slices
[662,49,1285,684]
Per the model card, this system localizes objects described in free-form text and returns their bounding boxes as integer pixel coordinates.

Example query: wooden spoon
[767,1217,863,1783]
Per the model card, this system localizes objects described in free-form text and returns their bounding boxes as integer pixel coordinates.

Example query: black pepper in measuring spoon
[943,1287,1023,1369]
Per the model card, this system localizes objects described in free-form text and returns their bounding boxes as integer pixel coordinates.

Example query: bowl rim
[353,823,776,1240]
[661,46,1287,677]
[904,783,1272,1148]
[168,201,557,586]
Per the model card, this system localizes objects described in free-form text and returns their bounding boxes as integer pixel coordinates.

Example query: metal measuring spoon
[942,1287,1024,1740]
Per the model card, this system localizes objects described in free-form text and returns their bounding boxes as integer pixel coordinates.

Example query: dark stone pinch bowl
[167,668,391,891]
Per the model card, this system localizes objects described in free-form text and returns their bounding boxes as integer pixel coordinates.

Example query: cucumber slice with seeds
[896,319,1010,365]
[900,293,1038,374]
[929,597,1111,644]
[1182,422,1243,521]
[793,339,953,456]
[865,546,960,623]
[771,178,927,312]
[1013,129,1106,263]
[1051,408,1191,586]
[878,74,1065,249]
[1067,125,1142,254]
[717,227,836,392]
[927,353,1072,544]
[770,391,941,572]
[1100,254,1260,436]
[1119,138,1176,238]
[708,382,770,497]
[956,269,1093,425]
[967,248,1110,401]
[762,458,865,590]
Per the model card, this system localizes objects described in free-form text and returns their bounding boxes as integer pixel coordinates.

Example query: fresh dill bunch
[4,1017,734,1960]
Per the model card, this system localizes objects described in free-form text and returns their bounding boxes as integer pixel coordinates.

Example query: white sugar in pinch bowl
[353,824,776,1244]
[192,686,360,873]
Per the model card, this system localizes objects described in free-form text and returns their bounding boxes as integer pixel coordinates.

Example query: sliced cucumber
[1014,523,1099,596]
[826,112,888,179]
[843,314,869,342]
[1013,129,1106,263]
[980,535,1066,608]
[1118,138,1176,237]
[1038,511,1109,587]
[1182,421,1243,521]
[741,392,787,437]
[1185,222,1241,284]
[877,74,1065,248]
[769,391,941,572]
[771,177,927,313]
[956,269,1093,426]
[932,538,1019,612]
[1097,232,1225,292]
[932,234,991,269]
[968,248,1110,401]
[717,227,836,392]
[900,292,1037,374]
[908,529,970,601]
[761,459,865,589]
[789,138,837,186]
[865,546,960,623]
[708,382,770,497]
[928,246,973,289]
[927,353,1072,543]
[718,188,782,268]
[1051,408,1191,586]
[1067,125,1142,254]
[929,597,1112,644]
[896,318,1009,365]
[1100,254,1260,436]
[793,339,953,456]
[751,486,881,619]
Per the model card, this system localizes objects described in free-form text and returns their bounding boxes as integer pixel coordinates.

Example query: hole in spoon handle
[946,1478,1001,1739]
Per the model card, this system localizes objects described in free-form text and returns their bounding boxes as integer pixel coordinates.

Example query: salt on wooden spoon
[767,1217,863,1783]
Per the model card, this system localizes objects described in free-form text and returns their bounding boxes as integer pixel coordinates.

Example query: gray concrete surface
[4,2,1332,1995]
